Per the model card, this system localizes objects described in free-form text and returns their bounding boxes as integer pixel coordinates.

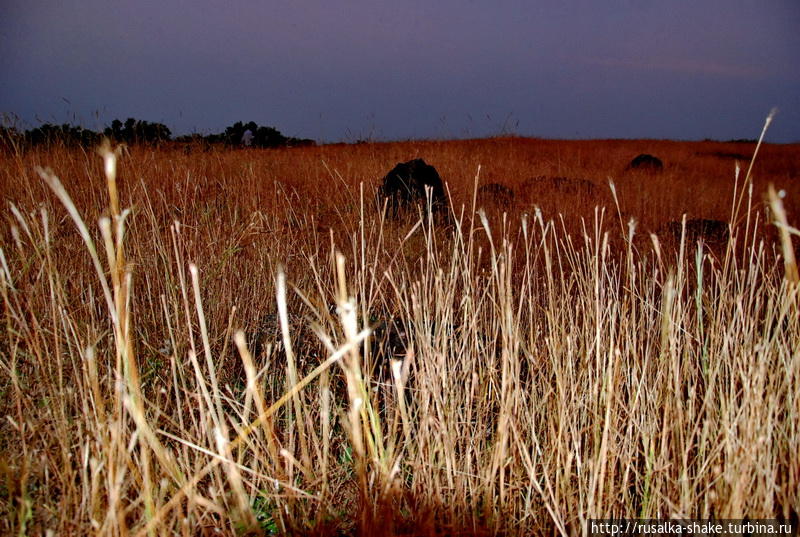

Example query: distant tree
[223,121,246,145]
[253,125,287,148]
[104,117,172,145]
[24,123,101,148]
[124,117,136,139]
[106,119,124,140]
[142,121,171,144]
[216,121,314,148]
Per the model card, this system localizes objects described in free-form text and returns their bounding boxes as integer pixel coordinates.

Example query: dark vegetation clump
[699,151,751,160]
[477,183,515,207]
[521,175,602,198]
[663,218,729,245]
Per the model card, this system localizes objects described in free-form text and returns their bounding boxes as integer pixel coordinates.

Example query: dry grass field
[1,131,799,536]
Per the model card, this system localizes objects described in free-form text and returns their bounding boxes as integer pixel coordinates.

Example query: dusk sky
[2,1,799,143]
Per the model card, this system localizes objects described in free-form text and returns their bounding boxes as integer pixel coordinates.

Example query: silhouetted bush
[0,126,23,153]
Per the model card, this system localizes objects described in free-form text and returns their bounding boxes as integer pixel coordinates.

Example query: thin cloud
[582,56,768,79]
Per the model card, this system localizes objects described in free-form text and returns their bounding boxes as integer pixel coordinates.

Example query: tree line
[0,118,315,151]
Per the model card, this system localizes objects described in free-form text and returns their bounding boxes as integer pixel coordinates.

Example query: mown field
[1,133,799,536]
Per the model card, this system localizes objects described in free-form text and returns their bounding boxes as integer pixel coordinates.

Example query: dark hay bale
[377,159,448,218]
[629,154,663,171]
[370,316,411,362]
[477,183,515,208]
[663,218,729,245]
[521,175,603,198]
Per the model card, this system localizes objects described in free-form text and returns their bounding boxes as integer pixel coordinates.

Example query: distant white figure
[241,129,254,147]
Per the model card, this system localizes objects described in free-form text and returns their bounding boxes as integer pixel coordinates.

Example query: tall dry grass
[0,128,798,536]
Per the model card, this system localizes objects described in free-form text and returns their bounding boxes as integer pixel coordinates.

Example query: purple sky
[2,1,799,142]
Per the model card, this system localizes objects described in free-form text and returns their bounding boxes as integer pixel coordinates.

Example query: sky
[1,0,799,143]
